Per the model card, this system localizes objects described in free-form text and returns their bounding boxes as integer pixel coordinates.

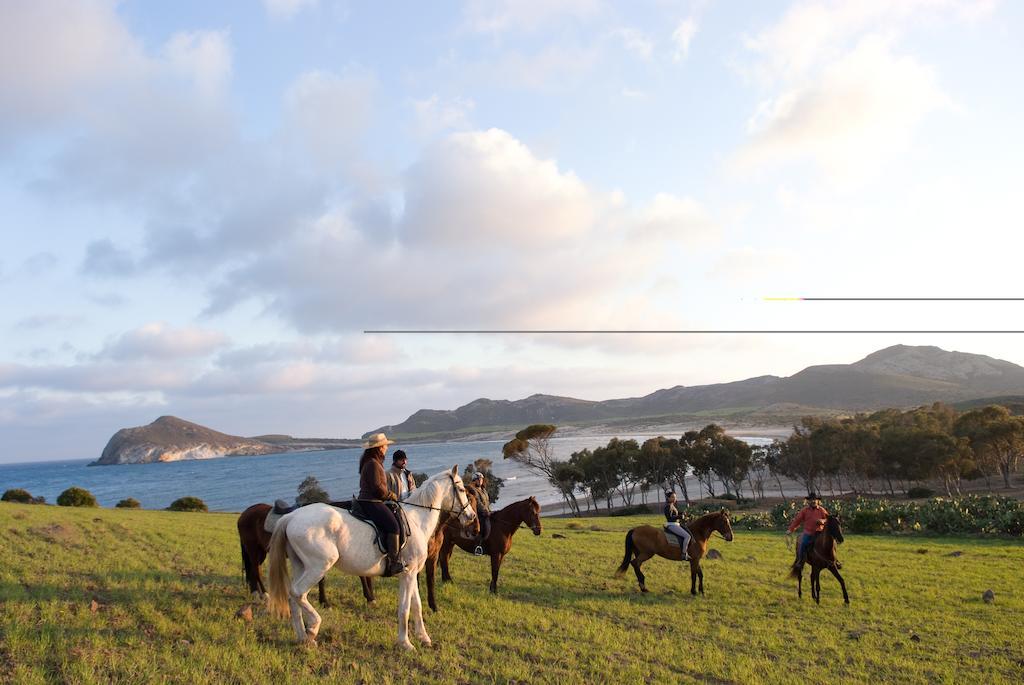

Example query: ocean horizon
[0,435,772,513]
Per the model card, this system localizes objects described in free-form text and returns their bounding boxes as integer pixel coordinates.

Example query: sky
[2,0,1023,462]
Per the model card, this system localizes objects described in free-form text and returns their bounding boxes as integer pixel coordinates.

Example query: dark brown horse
[789,515,849,604]
[615,509,734,595]
[237,503,374,606]
[435,496,542,604]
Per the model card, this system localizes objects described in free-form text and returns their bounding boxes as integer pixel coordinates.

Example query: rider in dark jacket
[471,472,491,555]
[663,491,691,561]
[358,432,405,576]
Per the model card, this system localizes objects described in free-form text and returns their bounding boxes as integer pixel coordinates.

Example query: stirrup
[383,560,406,577]
[473,545,485,556]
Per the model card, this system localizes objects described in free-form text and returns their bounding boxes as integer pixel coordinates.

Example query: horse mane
[404,469,458,509]
[493,497,538,520]
[687,510,725,536]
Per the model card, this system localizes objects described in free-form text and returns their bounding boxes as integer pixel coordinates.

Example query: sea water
[0,435,771,512]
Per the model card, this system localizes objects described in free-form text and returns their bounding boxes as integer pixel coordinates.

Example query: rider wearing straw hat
[358,432,406,576]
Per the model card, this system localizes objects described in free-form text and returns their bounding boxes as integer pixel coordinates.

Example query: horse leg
[286,552,308,642]
[828,565,850,605]
[361,576,376,604]
[689,559,697,595]
[697,564,704,596]
[632,551,653,593]
[292,558,334,643]
[489,552,504,594]
[317,579,329,608]
[396,572,415,651]
[408,572,431,646]
[425,553,439,612]
[796,566,803,599]
[811,567,821,605]
[439,539,455,583]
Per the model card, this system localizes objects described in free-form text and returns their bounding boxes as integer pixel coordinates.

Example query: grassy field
[1,502,1021,684]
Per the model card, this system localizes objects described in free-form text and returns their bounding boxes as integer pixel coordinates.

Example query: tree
[463,458,504,503]
[504,424,586,514]
[681,430,715,498]
[700,425,753,499]
[660,438,692,503]
[2,488,34,503]
[412,472,428,488]
[296,475,330,506]
[639,437,674,495]
[115,498,141,509]
[954,406,1024,489]
[57,487,97,507]
[168,496,207,512]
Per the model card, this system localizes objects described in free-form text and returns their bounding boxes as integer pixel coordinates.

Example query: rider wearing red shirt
[788,493,828,570]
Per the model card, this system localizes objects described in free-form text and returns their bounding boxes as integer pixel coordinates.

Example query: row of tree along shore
[501,402,1024,516]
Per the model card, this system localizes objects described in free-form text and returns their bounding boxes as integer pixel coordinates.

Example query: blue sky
[2,0,1023,461]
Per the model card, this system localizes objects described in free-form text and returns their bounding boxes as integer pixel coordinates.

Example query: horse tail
[266,519,291,618]
[615,529,635,577]
[788,564,801,580]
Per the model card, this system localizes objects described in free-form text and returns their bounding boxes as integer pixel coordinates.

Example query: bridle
[398,473,475,519]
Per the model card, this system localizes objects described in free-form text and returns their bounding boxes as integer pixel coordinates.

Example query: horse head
[827,514,844,544]
[717,508,734,542]
[447,465,478,534]
[526,496,542,536]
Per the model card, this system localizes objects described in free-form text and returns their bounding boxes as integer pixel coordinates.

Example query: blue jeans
[798,533,815,562]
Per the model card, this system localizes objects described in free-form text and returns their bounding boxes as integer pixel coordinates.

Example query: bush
[167,496,207,512]
[2,488,33,503]
[609,505,651,517]
[906,487,936,499]
[57,487,98,507]
[115,498,141,509]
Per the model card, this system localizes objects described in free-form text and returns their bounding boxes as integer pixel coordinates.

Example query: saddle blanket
[663,524,690,548]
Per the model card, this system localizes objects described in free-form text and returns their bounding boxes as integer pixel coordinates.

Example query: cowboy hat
[362,432,395,449]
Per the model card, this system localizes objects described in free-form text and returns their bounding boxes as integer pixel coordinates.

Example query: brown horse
[789,515,849,604]
[435,496,542,604]
[615,509,734,595]
[236,503,374,606]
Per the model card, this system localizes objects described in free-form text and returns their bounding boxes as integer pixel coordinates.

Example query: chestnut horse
[236,503,373,606]
[436,496,542,603]
[615,509,734,595]
[789,514,849,604]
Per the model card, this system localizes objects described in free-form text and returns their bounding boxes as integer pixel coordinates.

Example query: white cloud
[737,35,950,179]
[162,30,232,98]
[708,246,797,282]
[284,69,377,168]
[671,18,698,62]
[411,94,476,139]
[0,0,144,127]
[614,28,654,60]
[463,0,602,33]
[263,0,319,20]
[631,193,718,246]
[98,323,228,361]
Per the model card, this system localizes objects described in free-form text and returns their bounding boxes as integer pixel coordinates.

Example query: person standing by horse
[787,492,829,572]
[470,471,491,556]
[387,449,416,500]
[663,491,691,561]
[358,432,406,577]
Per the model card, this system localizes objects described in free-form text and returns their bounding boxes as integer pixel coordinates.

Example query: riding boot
[384,533,406,577]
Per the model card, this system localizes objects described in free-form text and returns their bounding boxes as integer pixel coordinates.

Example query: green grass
[1,502,1021,684]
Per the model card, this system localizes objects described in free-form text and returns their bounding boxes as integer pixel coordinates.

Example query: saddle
[262,498,408,556]
[348,499,410,555]
[662,523,690,549]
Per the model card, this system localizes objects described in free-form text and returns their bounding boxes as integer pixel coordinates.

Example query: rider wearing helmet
[470,471,491,556]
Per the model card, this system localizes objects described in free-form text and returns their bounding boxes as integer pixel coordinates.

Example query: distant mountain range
[372,345,1024,439]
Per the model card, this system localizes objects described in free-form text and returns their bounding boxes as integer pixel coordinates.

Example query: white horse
[267,466,476,650]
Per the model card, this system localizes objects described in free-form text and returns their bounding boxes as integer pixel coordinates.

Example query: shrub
[57,487,98,507]
[609,505,651,517]
[907,487,936,499]
[167,496,207,512]
[2,488,33,503]
[115,498,141,509]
